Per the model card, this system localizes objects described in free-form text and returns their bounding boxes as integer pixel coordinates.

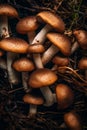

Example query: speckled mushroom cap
[12,57,35,72]
[56,84,74,109]
[23,93,44,105]
[73,30,87,50]
[78,57,87,70]
[28,43,45,53]
[28,68,58,88]
[46,33,71,56]
[0,37,29,53]
[37,11,65,33]
[52,56,69,67]
[0,4,19,18]
[16,16,39,34]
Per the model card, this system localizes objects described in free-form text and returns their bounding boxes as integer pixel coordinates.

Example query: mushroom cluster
[0,3,86,129]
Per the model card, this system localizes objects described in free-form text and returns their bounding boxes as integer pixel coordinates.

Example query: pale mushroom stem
[29,104,37,116]
[71,41,79,54]
[42,44,59,65]
[22,72,31,93]
[27,31,36,44]
[0,58,7,70]
[0,15,19,85]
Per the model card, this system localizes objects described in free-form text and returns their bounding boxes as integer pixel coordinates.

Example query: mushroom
[64,111,82,130]
[78,57,87,80]
[30,11,65,68]
[55,84,74,109]
[16,16,39,43]
[23,93,44,117]
[28,68,58,106]
[42,33,71,65]
[0,58,7,70]
[0,4,19,85]
[71,30,87,54]
[12,57,35,92]
[0,37,29,84]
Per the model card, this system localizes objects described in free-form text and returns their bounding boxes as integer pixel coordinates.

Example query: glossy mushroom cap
[37,11,65,33]
[28,43,45,53]
[78,57,87,70]
[0,37,29,53]
[16,16,39,34]
[47,33,71,56]
[64,111,82,130]
[23,93,44,105]
[0,4,19,18]
[28,68,58,88]
[12,57,35,72]
[73,30,87,50]
[56,84,74,109]
[52,56,69,67]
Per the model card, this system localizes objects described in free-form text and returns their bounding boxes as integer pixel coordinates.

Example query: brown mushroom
[0,4,19,85]
[64,111,82,130]
[78,57,87,80]
[42,33,71,65]
[56,84,74,109]
[28,68,58,106]
[23,93,44,116]
[16,16,39,43]
[71,30,87,54]
[12,57,35,92]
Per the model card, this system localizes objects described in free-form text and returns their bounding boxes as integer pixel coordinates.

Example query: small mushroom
[28,68,58,106]
[16,16,39,43]
[56,84,74,109]
[12,57,35,92]
[71,30,87,54]
[23,93,44,116]
[42,33,71,65]
[64,111,82,130]
[78,57,87,80]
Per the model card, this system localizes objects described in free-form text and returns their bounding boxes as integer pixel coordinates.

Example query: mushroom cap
[64,111,82,130]
[28,43,45,53]
[56,84,74,109]
[28,68,58,88]
[0,4,19,18]
[78,57,87,70]
[47,33,71,56]
[52,56,69,67]
[73,30,87,50]
[16,16,39,34]
[23,93,44,105]
[37,11,65,33]
[0,37,29,53]
[12,57,35,72]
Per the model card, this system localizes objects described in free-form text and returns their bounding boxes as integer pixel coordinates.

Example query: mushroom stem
[31,24,52,44]
[7,52,19,84]
[22,72,31,93]
[33,54,44,68]
[0,58,7,70]
[27,31,36,44]
[29,104,37,116]
[71,41,79,54]
[42,45,59,65]
[0,15,20,85]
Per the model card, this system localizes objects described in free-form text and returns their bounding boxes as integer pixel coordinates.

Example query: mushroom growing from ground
[28,68,58,106]
[71,30,87,54]
[0,37,29,84]
[0,4,19,85]
[55,84,74,109]
[12,57,35,92]
[42,33,71,65]
[23,93,44,117]
[64,111,82,130]
[78,57,87,80]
